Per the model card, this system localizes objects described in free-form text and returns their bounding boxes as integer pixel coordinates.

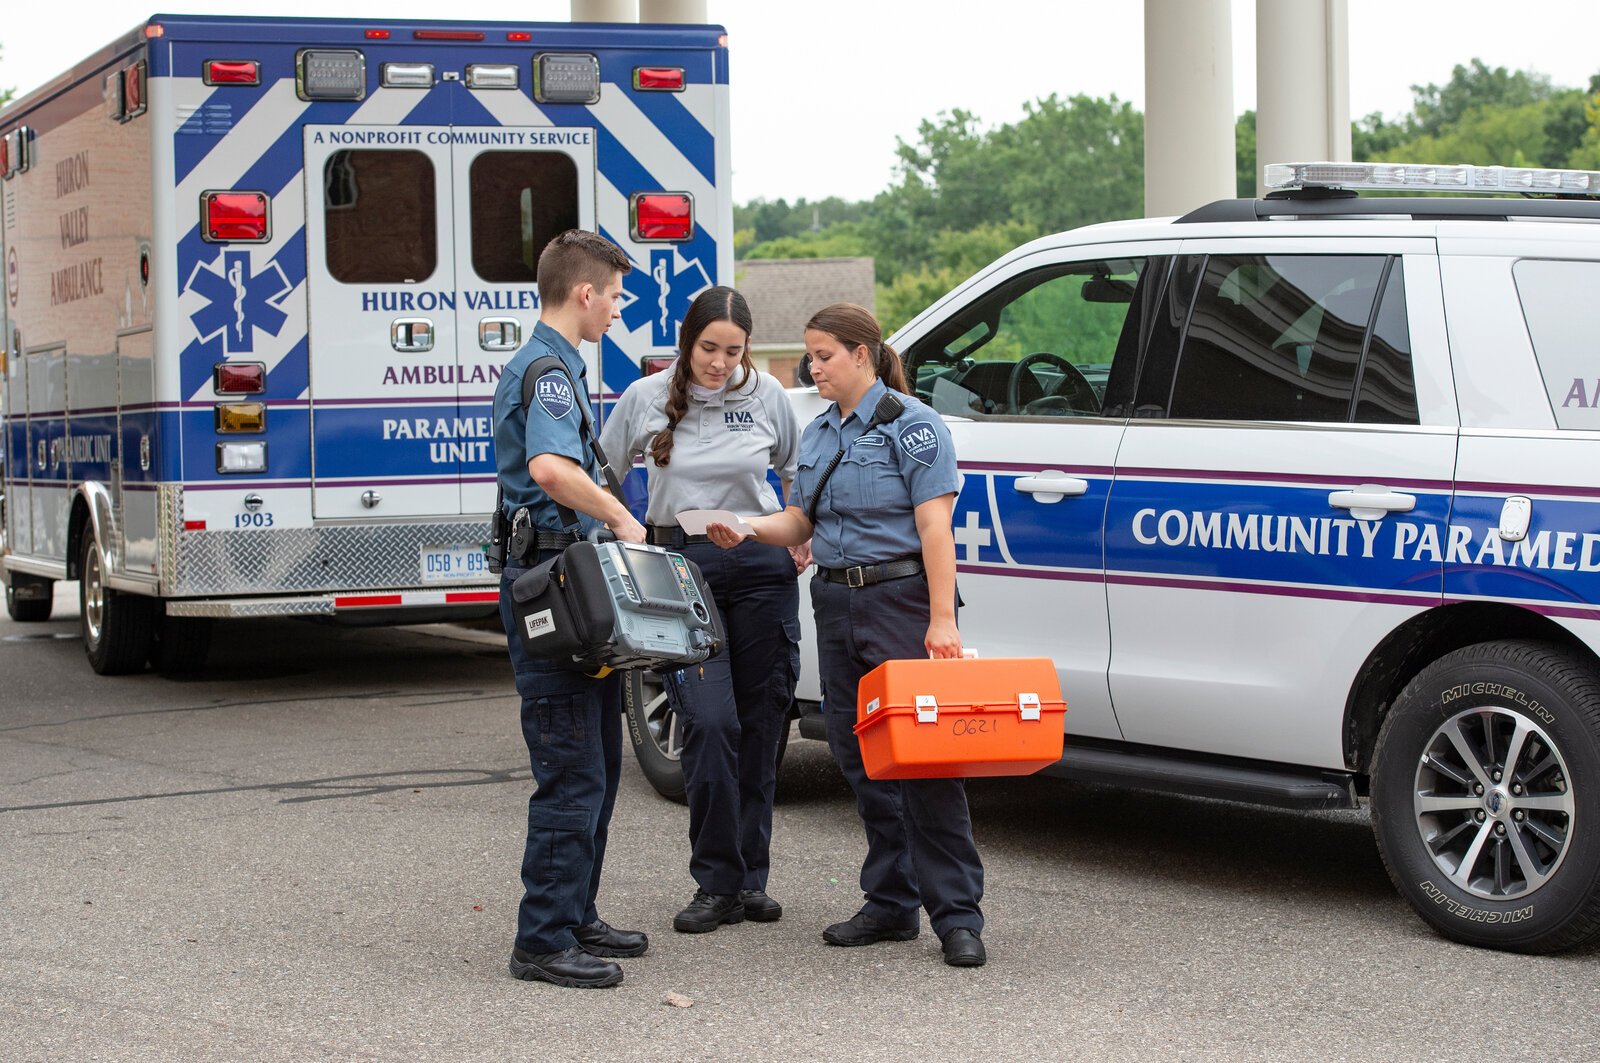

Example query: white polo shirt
[599,366,800,527]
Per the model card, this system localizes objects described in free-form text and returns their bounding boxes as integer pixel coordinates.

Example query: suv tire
[1371,640,1600,952]
[80,531,155,675]
[624,669,792,804]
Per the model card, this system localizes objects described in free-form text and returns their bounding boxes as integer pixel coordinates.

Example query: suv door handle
[1329,484,1415,520]
[1014,473,1089,503]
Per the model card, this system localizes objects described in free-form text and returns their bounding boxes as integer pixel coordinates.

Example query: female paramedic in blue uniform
[705,302,987,968]
[599,286,803,935]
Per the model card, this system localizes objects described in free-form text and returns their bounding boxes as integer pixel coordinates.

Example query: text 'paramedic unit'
[0,14,732,673]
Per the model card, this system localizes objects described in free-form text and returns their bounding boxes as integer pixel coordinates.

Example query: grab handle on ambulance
[391,318,434,353]
[1014,473,1089,504]
[1328,484,1415,521]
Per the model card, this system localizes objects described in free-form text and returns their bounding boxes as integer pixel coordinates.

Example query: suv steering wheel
[1006,352,1099,415]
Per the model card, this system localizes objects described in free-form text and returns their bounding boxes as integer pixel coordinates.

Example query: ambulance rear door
[446,128,595,516]
[303,124,596,520]
[304,125,461,519]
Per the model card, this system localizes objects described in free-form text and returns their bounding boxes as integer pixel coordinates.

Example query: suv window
[323,149,438,284]
[1163,254,1416,424]
[904,259,1150,419]
[1513,259,1600,430]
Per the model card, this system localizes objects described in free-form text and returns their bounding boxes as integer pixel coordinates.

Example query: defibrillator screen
[621,545,688,610]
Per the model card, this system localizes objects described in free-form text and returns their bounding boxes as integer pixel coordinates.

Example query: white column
[571,0,637,21]
[1255,0,1350,194]
[1144,0,1236,218]
[640,0,708,21]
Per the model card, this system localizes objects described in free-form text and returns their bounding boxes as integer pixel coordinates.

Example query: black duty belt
[816,557,924,587]
[647,524,712,547]
[516,529,579,559]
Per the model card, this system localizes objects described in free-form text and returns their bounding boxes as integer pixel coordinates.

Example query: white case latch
[1018,693,1041,721]
[915,694,939,724]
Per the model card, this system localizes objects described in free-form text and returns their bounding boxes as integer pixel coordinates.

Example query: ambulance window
[469,152,580,283]
[1513,258,1600,430]
[1168,255,1387,422]
[323,150,437,284]
[902,258,1149,419]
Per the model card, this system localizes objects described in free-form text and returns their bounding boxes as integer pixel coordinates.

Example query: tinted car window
[1353,260,1417,424]
[903,259,1149,419]
[1168,255,1388,422]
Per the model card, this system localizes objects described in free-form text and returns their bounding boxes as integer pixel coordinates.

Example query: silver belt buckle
[846,566,866,588]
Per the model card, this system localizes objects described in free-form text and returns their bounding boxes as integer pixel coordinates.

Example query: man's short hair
[536,229,631,309]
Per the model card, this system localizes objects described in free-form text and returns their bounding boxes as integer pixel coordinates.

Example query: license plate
[419,543,492,583]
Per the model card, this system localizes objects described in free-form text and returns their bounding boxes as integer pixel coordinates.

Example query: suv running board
[795,709,1356,810]
[1040,741,1358,810]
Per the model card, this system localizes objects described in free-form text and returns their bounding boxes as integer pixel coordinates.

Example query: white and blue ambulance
[0,14,730,672]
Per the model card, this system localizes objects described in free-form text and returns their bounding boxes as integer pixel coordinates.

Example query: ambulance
[0,14,731,672]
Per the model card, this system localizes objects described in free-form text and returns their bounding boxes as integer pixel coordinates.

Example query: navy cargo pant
[500,551,624,955]
[663,537,800,895]
[811,573,985,940]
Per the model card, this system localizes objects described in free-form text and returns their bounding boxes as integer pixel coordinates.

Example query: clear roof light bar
[1264,161,1600,196]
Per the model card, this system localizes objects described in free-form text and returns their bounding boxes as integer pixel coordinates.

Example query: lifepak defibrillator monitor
[509,538,720,672]
[597,541,718,663]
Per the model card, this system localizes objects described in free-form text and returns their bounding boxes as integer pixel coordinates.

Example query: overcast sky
[4,1,1598,204]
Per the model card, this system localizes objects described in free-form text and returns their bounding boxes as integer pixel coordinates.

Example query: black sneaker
[673,889,745,933]
[739,889,783,922]
[821,911,919,946]
[508,945,623,988]
[574,918,649,958]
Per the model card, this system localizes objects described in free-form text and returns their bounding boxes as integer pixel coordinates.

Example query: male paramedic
[493,229,648,989]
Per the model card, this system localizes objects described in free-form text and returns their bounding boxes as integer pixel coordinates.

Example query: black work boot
[738,889,783,922]
[574,919,649,958]
[672,889,745,933]
[508,945,623,988]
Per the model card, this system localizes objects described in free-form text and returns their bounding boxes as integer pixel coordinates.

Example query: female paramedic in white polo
[599,286,802,934]
[705,302,987,968]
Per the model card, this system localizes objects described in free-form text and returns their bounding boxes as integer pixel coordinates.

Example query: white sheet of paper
[675,509,753,536]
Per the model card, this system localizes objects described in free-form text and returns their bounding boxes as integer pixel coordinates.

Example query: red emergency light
[202,191,270,242]
[204,60,260,85]
[633,66,684,91]
[631,192,692,241]
[415,30,486,41]
[640,355,675,376]
[365,29,391,39]
[507,31,532,42]
[214,362,266,394]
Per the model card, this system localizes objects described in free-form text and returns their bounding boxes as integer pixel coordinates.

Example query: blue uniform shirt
[492,321,601,534]
[793,377,960,568]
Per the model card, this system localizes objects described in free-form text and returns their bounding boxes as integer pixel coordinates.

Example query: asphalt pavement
[2,586,1598,1062]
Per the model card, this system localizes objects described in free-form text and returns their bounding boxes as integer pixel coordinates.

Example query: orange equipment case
[852,658,1067,780]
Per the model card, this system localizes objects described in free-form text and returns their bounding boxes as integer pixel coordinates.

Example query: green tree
[1235,110,1256,196]
[1409,60,1558,139]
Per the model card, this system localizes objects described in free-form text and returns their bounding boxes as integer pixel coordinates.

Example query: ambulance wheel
[150,614,213,674]
[626,671,685,803]
[1370,640,1600,953]
[79,532,155,675]
[5,573,54,622]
